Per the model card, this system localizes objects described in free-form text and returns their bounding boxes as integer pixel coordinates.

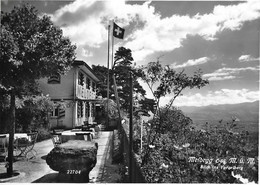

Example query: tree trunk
[7,89,15,176]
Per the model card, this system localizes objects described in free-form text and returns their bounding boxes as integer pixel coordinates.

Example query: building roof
[72,60,100,82]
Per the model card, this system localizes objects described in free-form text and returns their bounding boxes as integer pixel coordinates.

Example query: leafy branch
[139,58,209,165]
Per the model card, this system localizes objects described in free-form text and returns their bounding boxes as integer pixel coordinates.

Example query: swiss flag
[113,22,125,39]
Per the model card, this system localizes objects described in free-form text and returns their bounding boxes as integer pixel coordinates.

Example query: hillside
[179,101,259,122]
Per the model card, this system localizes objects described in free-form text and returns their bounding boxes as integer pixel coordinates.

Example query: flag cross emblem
[113,22,125,39]
[115,27,122,36]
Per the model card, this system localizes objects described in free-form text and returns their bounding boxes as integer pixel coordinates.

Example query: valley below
[180,101,259,141]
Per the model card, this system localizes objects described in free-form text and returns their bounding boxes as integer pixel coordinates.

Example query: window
[93,82,96,92]
[48,74,61,84]
[51,107,59,117]
[92,103,96,117]
[77,101,84,118]
[78,72,84,86]
[50,106,65,118]
[85,102,89,117]
[86,77,91,89]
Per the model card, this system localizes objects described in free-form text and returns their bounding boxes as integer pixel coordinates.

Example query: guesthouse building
[38,60,100,129]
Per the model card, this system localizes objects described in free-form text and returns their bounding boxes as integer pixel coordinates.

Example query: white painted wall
[38,69,75,99]
[48,100,74,129]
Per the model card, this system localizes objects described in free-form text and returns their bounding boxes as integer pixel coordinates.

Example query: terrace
[0,131,114,183]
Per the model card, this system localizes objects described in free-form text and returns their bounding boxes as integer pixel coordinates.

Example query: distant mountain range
[179,101,259,123]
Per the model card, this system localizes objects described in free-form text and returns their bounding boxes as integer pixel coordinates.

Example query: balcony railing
[76,85,96,99]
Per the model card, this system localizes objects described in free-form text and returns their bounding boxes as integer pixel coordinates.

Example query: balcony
[76,85,96,100]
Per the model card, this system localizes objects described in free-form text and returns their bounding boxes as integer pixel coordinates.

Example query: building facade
[38,60,100,129]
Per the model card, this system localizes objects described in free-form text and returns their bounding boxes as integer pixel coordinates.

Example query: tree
[113,47,146,112]
[113,47,133,67]
[1,4,76,176]
[92,65,113,98]
[139,58,209,164]
[16,95,54,132]
[92,47,147,112]
[113,64,146,112]
[138,98,156,116]
[111,47,133,122]
[139,59,209,114]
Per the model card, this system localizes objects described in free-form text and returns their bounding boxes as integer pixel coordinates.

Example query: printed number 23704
[67,170,81,174]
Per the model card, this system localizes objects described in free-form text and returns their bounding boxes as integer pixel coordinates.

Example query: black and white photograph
[0,0,259,183]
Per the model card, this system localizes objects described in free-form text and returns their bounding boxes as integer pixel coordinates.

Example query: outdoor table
[0,135,8,161]
[61,130,94,143]
[1,133,37,159]
[2,133,31,145]
[85,123,102,138]
[0,135,7,146]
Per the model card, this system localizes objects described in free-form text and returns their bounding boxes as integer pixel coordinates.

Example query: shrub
[51,125,67,130]
[35,126,52,142]
[139,108,258,183]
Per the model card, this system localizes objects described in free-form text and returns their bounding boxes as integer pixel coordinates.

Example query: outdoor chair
[0,135,8,162]
[74,126,82,129]
[82,125,91,131]
[94,124,102,138]
[14,132,38,160]
[51,133,62,147]
[88,124,95,128]
[83,120,89,126]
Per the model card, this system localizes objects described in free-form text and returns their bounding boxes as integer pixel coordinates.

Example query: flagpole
[111,23,115,67]
[106,22,111,129]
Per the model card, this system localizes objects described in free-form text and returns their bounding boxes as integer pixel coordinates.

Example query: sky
[1,0,260,107]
